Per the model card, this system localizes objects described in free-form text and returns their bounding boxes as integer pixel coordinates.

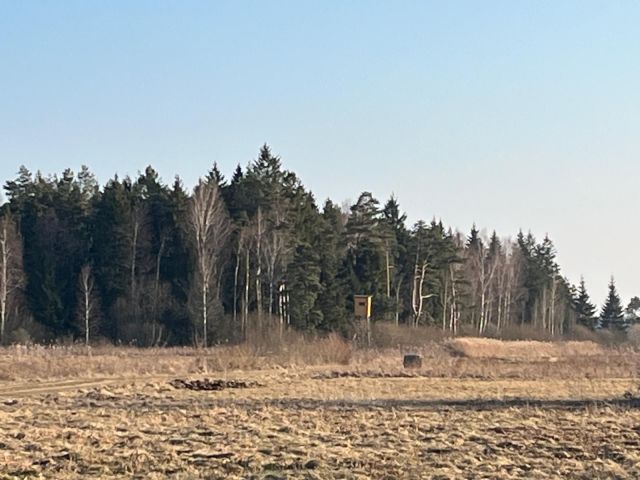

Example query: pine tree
[625,297,640,326]
[573,277,597,329]
[3,166,34,209]
[600,277,625,330]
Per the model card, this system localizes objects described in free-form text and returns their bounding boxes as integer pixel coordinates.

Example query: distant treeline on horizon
[0,144,637,346]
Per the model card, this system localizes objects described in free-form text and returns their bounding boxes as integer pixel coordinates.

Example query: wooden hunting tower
[353,295,372,319]
[354,295,373,346]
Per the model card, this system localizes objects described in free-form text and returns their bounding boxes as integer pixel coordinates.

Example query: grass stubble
[1,337,640,479]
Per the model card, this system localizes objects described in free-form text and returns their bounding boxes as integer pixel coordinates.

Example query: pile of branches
[169,378,261,391]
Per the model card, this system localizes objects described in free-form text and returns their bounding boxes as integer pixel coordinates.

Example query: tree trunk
[202,281,208,348]
[255,209,263,321]
[269,276,274,317]
[550,278,557,336]
[394,278,402,326]
[479,289,486,334]
[233,242,240,324]
[412,259,431,327]
[385,247,391,298]
[188,180,231,349]
[152,237,166,344]
[130,218,139,303]
[0,221,8,344]
[441,275,448,331]
[84,277,90,346]
[78,265,96,347]
[244,249,250,332]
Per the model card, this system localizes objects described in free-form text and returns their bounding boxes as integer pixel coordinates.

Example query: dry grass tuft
[0,330,353,382]
[626,324,640,349]
[0,334,637,383]
[305,332,353,365]
[371,322,447,348]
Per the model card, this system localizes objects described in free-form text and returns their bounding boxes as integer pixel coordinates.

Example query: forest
[0,144,637,346]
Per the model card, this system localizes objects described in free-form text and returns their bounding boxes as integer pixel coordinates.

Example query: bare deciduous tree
[188,180,230,347]
[152,234,167,343]
[253,207,264,320]
[261,207,293,321]
[411,256,435,327]
[129,202,151,307]
[232,226,249,330]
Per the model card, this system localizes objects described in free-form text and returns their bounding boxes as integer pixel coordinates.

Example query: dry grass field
[1,337,640,479]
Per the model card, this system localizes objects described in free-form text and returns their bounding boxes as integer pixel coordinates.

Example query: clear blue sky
[1,1,639,305]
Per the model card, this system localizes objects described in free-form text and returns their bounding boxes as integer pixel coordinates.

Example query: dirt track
[0,376,174,398]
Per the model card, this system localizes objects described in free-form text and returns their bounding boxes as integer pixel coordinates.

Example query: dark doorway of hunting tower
[354,295,372,346]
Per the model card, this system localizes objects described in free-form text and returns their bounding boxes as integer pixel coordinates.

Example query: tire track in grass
[0,375,172,397]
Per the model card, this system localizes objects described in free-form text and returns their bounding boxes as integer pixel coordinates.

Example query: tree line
[0,145,637,346]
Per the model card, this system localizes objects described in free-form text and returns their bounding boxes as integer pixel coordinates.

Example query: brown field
[1,339,640,479]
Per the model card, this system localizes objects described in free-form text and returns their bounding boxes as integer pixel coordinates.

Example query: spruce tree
[382,196,410,323]
[574,277,597,329]
[161,177,192,343]
[90,176,135,338]
[134,167,175,344]
[600,277,625,330]
[287,243,322,330]
[314,200,348,332]
[343,192,385,315]
[487,231,502,263]
[206,162,226,188]
[466,224,482,252]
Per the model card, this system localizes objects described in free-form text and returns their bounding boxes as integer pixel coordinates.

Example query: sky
[1,1,639,305]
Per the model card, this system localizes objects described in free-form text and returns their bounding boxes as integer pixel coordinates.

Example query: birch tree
[411,256,433,327]
[232,226,246,326]
[188,180,231,347]
[410,222,436,327]
[261,205,293,319]
[253,207,264,320]
[76,264,100,346]
[0,213,24,343]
